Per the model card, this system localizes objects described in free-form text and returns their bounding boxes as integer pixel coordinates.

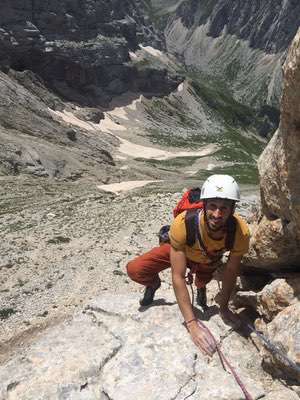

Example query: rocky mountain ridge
[164,0,300,109]
[0,0,172,105]
[175,0,300,53]
[0,0,181,179]
[1,0,299,180]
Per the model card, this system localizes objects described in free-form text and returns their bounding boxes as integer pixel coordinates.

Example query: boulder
[257,279,300,321]
[235,278,300,321]
[245,29,300,270]
[72,107,104,123]
[263,388,299,400]
[244,216,300,269]
[259,302,300,382]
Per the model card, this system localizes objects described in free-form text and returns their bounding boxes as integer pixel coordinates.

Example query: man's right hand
[187,321,217,357]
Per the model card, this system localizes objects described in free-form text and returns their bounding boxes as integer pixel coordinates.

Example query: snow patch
[129,51,138,60]
[177,82,184,92]
[139,45,164,57]
[118,137,219,160]
[49,109,99,132]
[97,180,161,194]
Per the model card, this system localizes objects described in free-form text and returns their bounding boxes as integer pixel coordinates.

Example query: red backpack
[172,187,206,248]
[173,187,203,217]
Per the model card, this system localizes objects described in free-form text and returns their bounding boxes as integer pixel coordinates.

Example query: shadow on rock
[138,298,177,312]
[194,305,219,321]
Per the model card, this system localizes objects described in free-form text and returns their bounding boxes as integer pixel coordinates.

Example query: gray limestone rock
[72,107,104,124]
[245,29,300,270]
[260,302,300,382]
[175,0,300,54]
[0,0,175,106]
[0,312,121,400]
[263,389,299,400]
[235,278,300,321]
[163,0,300,111]
[0,70,118,179]
[0,291,269,400]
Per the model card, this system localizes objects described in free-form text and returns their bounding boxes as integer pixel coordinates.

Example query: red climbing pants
[126,243,215,288]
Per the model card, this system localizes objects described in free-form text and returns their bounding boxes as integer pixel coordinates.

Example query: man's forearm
[172,275,195,322]
[170,247,195,323]
[219,255,241,309]
[219,269,237,308]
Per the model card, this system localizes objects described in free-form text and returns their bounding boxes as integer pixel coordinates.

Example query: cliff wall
[244,29,300,270]
[0,0,177,106]
[165,0,300,108]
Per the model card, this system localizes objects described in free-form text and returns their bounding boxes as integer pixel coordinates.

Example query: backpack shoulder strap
[185,209,208,254]
[185,208,199,247]
[225,215,237,250]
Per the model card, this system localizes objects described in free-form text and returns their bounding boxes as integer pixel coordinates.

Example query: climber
[126,175,250,355]
[170,175,250,355]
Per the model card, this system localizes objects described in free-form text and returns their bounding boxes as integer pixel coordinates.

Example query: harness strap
[225,215,237,250]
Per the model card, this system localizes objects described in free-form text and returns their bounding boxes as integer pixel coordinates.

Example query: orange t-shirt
[169,211,250,264]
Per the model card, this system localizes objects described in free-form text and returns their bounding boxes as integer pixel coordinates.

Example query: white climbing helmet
[200,175,240,201]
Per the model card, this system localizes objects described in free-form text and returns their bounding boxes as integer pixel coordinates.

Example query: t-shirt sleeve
[230,215,250,256]
[169,212,187,251]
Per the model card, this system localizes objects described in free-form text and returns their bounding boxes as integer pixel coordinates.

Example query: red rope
[197,320,253,400]
[185,276,253,400]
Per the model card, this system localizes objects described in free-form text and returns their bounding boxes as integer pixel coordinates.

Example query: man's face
[205,198,234,231]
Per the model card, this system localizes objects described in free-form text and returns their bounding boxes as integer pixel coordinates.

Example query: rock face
[0,291,288,400]
[237,29,300,383]
[0,70,118,179]
[0,0,179,106]
[0,178,298,395]
[260,302,300,382]
[165,0,300,109]
[235,278,300,321]
[244,29,300,270]
[234,277,300,382]
[261,28,300,233]
[0,0,182,179]
[176,0,300,53]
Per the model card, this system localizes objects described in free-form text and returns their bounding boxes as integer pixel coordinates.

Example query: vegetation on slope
[139,68,266,184]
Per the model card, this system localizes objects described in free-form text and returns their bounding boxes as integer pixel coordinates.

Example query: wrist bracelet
[182,318,197,328]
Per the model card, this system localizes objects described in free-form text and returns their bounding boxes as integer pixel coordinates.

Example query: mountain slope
[154,0,300,109]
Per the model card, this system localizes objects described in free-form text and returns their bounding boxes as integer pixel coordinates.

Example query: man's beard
[206,217,226,232]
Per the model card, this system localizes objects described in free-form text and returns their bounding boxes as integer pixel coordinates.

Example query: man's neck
[207,228,226,240]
